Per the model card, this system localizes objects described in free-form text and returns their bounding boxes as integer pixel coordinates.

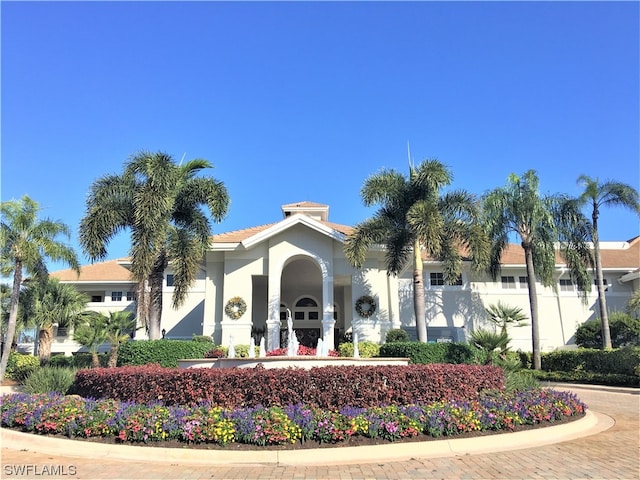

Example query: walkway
[1,384,638,479]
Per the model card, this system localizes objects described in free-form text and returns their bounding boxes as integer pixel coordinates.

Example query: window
[594,278,608,286]
[559,279,574,291]
[519,276,528,288]
[166,274,175,287]
[430,272,462,286]
[111,291,123,301]
[91,295,103,303]
[295,297,318,307]
[126,291,136,301]
[501,276,516,289]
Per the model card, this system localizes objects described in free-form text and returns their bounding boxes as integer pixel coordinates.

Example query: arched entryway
[280,257,323,347]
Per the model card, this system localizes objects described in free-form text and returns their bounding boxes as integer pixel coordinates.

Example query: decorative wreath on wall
[355,295,377,318]
[225,296,247,320]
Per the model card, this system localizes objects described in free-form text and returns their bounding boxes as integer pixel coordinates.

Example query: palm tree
[485,301,529,336]
[574,175,640,349]
[0,196,79,381]
[627,289,640,318]
[483,171,592,370]
[344,159,489,342]
[103,311,136,367]
[73,311,108,368]
[20,278,88,363]
[79,151,229,340]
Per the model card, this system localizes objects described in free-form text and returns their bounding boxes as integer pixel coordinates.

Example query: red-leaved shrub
[73,364,504,409]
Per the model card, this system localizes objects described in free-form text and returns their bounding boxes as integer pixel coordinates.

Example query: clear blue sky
[2,1,639,272]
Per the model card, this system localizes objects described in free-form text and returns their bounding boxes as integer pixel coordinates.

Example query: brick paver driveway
[2,384,638,479]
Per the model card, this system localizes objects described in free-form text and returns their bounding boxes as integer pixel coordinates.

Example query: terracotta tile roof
[211,220,353,244]
[321,221,354,236]
[51,258,134,282]
[211,222,278,243]
[428,236,639,269]
[599,236,640,269]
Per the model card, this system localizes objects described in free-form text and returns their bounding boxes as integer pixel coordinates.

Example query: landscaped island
[1,363,586,448]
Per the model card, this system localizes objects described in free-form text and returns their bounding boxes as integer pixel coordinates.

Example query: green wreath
[225,296,247,320]
[355,295,376,318]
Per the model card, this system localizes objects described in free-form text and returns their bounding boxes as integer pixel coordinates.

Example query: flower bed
[1,389,586,447]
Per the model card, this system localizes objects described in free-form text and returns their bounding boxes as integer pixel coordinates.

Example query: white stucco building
[47,201,639,355]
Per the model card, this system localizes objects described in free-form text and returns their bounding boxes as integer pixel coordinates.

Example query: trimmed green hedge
[532,370,639,388]
[116,340,214,368]
[379,342,483,365]
[541,346,640,377]
[338,341,380,358]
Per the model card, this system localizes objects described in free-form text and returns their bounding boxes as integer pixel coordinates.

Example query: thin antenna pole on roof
[179,152,186,166]
[407,141,413,169]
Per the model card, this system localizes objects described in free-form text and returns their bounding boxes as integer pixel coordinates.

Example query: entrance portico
[265,239,337,351]
[210,202,359,350]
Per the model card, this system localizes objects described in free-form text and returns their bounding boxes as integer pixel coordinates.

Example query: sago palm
[345,159,489,342]
[574,175,640,349]
[0,196,79,380]
[79,151,229,339]
[483,170,592,370]
[469,329,511,364]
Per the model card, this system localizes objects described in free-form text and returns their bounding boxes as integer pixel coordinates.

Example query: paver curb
[0,410,613,466]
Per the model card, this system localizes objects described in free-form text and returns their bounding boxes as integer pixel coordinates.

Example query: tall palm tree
[0,196,79,381]
[483,170,592,370]
[20,278,88,363]
[79,151,229,340]
[574,175,640,349]
[344,159,489,342]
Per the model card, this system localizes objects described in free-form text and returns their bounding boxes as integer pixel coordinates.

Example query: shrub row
[116,340,214,368]
[73,363,504,409]
[541,346,640,377]
[380,342,483,365]
[532,370,639,388]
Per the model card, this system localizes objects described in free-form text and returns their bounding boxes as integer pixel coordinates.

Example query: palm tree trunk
[0,265,23,381]
[38,325,54,365]
[91,351,101,368]
[107,344,119,368]
[148,254,166,340]
[523,246,542,370]
[413,239,428,343]
[592,223,612,349]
